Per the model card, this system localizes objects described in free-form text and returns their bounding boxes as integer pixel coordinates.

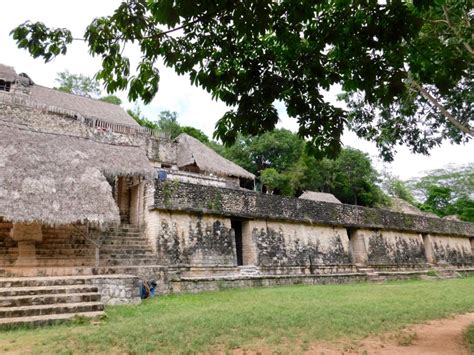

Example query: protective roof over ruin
[0,121,154,225]
[29,85,139,127]
[0,63,139,127]
[387,197,439,218]
[175,133,255,180]
[299,191,342,204]
[0,64,17,82]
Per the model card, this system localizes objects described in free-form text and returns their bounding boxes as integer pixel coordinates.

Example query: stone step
[0,276,95,288]
[0,285,99,297]
[0,311,104,329]
[0,293,101,308]
[38,242,92,247]
[37,249,94,254]
[102,238,145,243]
[100,255,155,261]
[0,302,104,318]
[36,258,94,264]
[100,242,150,248]
[96,265,165,276]
[104,231,143,237]
[99,247,152,253]
[101,237,149,243]
[100,249,154,258]
[101,258,157,266]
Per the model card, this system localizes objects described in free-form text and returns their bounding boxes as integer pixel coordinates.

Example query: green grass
[1,277,474,354]
[466,323,474,354]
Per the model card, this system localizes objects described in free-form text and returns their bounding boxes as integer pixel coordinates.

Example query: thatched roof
[0,63,139,127]
[175,133,255,180]
[29,85,139,127]
[299,191,342,204]
[0,64,17,82]
[0,121,154,225]
[387,197,438,218]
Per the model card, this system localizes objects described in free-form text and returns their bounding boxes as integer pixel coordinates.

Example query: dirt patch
[308,312,474,355]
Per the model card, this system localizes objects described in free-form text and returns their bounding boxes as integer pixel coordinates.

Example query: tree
[221,130,387,206]
[220,129,304,175]
[331,149,388,206]
[406,164,474,201]
[452,197,474,222]
[55,71,123,105]
[419,185,453,216]
[181,126,209,144]
[11,1,472,161]
[345,0,473,160]
[260,168,292,196]
[100,95,122,105]
[127,106,158,130]
[156,110,182,139]
[55,70,100,98]
[130,108,211,143]
[404,164,474,222]
[381,172,417,205]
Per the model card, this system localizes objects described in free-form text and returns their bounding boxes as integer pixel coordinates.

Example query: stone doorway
[231,220,243,266]
[231,219,256,266]
[115,177,145,226]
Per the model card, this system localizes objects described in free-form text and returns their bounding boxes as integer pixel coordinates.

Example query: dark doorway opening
[231,220,243,266]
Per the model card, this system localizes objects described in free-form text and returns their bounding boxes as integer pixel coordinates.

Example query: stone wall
[150,181,473,273]
[353,229,427,266]
[153,181,474,237]
[151,211,236,266]
[430,234,472,265]
[91,275,141,305]
[249,220,350,267]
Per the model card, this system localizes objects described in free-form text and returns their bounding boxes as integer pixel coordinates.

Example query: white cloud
[2,0,472,180]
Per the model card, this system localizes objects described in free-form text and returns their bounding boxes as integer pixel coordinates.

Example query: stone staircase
[0,221,17,267]
[0,276,104,329]
[36,231,95,267]
[356,266,386,284]
[99,225,156,267]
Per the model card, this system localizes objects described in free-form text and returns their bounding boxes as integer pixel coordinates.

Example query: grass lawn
[1,277,474,354]
[466,323,474,353]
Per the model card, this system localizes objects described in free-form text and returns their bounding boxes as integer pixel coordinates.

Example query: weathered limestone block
[422,234,435,264]
[348,229,368,265]
[10,223,43,242]
[355,229,426,266]
[251,220,350,267]
[91,275,141,305]
[154,211,235,266]
[10,223,42,266]
[430,235,472,265]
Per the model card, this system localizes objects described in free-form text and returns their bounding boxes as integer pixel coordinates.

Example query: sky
[1,0,472,180]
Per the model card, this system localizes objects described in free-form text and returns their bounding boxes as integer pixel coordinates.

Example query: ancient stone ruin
[0,63,473,327]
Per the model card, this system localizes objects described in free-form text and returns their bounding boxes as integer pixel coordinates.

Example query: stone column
[241,221,257,265]
[349,229,368,266]
[422,234,436,264]
[470,238,474,264]
[10,223,43,267]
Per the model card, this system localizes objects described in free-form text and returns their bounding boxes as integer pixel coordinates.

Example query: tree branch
[442,5,474,58]
[407,77,474,137]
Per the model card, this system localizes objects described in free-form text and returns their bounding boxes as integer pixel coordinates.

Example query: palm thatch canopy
[0,64,17,82]
[299,191,342,204]
[29,85,139,127]
[175,133,255,180]
[0,63,139,127]
[387,197,438,218]
[0,121,154,225]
